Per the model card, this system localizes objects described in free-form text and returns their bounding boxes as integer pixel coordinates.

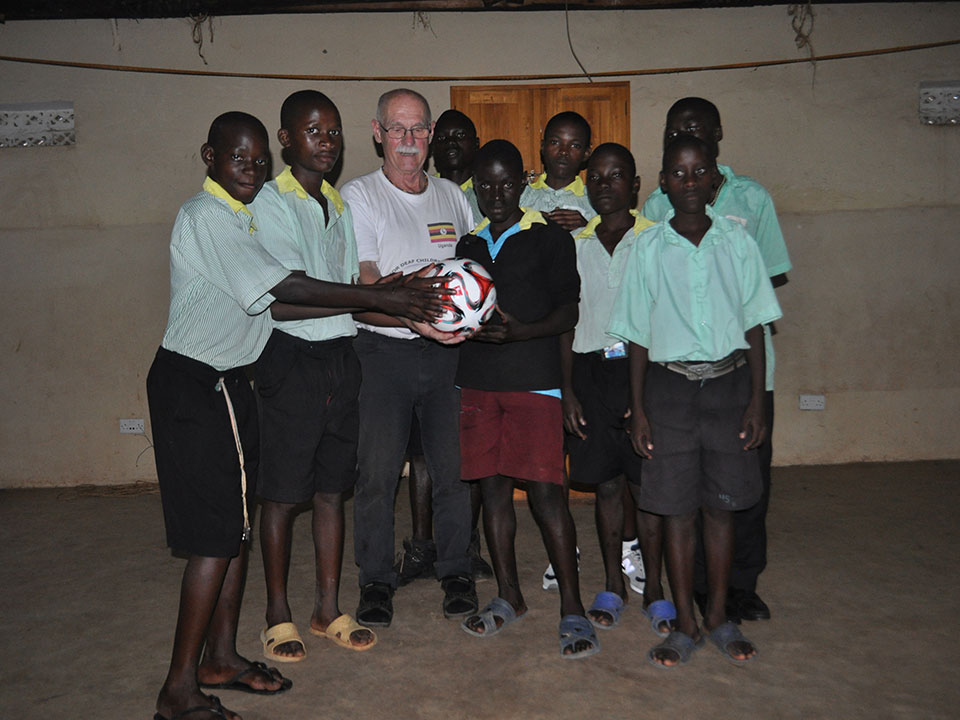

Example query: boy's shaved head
[544,111,591,146]
[475,139,524,176]
[281,90,338,129]
[435,109,476,136]
[667,97,721,127]
[662,134,715,170]
[207,111,268,149]
[590,142,635,177]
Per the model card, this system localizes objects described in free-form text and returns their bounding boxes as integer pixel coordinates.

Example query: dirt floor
[1,461,958,719]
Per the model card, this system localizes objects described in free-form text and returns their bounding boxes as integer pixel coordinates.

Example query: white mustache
[395,146,420,156]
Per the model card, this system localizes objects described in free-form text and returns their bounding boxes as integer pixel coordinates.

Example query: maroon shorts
[459,388,564,485]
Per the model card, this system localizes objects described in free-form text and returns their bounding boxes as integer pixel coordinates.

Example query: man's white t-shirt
[341,169,474,339]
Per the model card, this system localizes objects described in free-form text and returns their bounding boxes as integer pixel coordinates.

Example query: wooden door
[450,82,630,177]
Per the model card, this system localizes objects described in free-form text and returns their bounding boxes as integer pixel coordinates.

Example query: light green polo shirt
[519,173,596,229]
[251,167,359,342]
[608,206,782,364]
[161,177,290,371]
[572,210,656,354]
[641,164,791,390]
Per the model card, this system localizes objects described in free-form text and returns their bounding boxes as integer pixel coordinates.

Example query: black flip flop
[199,661,292,695]
[154,694,228,719]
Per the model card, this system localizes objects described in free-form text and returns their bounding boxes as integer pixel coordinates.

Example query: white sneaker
[621,540,646,595]
[542,547,580,591]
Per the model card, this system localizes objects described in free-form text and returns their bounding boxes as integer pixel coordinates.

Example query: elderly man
[341,89,477,628]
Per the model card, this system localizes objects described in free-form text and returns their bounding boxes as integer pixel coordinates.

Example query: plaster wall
[0,4,958,485]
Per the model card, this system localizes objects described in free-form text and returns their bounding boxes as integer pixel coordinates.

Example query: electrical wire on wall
[1,39,958,83]
[565,0,592,82]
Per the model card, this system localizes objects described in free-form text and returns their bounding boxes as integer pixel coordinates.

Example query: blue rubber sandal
[646,630,705,670]
[587,591,625,630]
[707,621,758,663]
[460,597,521,638]
[642,599,676,638]
[558,614,600,660]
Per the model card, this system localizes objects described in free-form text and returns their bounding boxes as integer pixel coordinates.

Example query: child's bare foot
[156,687,240,720]
[559,615,600,659]
[587,591,627,628]
[647,630,704,668]
[704,620,757,662]
[461,596,525,636]
[261,612,306,660]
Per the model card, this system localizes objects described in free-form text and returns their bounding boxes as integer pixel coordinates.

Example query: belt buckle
[685,362,712,380]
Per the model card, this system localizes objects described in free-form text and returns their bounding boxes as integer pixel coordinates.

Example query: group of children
[149,89,788,719]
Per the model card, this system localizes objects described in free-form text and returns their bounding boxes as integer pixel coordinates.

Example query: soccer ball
[427,258,497,334]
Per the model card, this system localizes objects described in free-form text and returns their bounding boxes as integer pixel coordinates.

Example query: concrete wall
[1,4,958,486]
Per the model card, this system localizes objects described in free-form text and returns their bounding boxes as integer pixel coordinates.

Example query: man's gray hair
[376,88,432,127]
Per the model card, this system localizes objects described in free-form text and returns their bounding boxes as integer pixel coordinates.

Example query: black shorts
[147,347,258,558]
[254,330,360,503]
[638,362,762,516]
[565,352,643,487]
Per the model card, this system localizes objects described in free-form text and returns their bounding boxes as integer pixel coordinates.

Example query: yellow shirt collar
[472,207,547,235]
[275,166,345,215]
[576,209,654,240]
[203,176,252,217]
[528,172,586,197]
[460,177,474,192]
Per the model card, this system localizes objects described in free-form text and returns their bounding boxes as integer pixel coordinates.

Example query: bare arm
[627,342,653,458]
[473,302,578,345]
[270,269,444,323]
[271,302,363,321]
[559,329,587,439]
[739,324,767,450]
[544,208,588,231]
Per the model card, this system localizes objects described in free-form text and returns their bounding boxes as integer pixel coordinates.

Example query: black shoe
[441,574,478,619]
[394,536,436,586]
[357,581,394,627]
[468,530,494,581]
[737,590,771,621]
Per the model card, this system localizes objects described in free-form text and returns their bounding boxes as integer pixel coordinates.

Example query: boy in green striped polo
[147,111,444,720]
[519,111,596,233]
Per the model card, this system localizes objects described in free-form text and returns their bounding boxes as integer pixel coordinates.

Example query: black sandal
[154,694,228,720]
[441,574,478,619]
[357,581,394,627]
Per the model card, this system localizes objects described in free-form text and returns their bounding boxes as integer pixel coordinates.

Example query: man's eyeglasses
[379,124,431,140]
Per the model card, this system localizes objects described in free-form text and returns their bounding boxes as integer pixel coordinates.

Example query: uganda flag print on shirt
[428,222,457,243]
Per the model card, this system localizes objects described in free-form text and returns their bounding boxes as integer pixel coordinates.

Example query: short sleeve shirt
[341,169,473,340]
[641,164,791,389]
[251,167,359,341]
[573,210,656,354]
[608,206,782,364]
[161,177,290,371]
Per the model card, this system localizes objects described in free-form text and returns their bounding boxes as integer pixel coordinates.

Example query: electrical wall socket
[798,394,826,411]
[120,418,145,434]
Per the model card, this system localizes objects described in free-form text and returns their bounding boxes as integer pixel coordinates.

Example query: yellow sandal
[260,621,306,663]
